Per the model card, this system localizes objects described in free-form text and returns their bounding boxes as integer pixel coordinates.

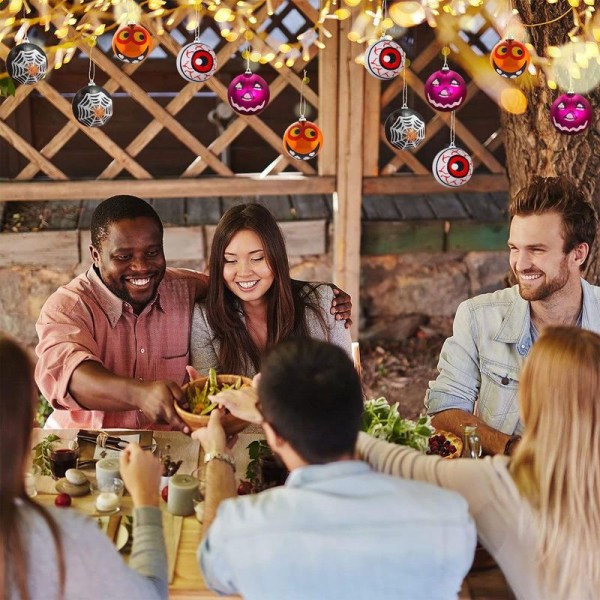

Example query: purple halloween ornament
[550,92,592,135]
[228,71,270,115]
[424,66,467,112]
[432,145,473,188]
[365,39,405,80]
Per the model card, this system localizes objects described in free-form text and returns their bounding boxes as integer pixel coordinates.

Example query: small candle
[96,491,120,512]
[168,474,200,516]
[96,458,121,488]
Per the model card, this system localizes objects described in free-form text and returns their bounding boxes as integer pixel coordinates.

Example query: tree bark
[502,2,600,282]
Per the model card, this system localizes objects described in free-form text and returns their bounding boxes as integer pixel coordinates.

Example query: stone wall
[0,229,509,350]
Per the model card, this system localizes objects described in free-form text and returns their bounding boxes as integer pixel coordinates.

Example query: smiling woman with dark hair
[0,332,168,600]
[190,203,352,377]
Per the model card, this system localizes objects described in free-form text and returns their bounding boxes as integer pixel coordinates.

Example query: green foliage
[35,394,53,428]
[32,433,60,476]
[0,76,16,98]
[245,439,272,485]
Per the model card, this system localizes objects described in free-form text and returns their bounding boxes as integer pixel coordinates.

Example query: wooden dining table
[31,428,261,599]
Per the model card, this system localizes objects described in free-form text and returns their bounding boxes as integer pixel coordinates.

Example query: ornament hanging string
[194,0,201,41]
[401,61,408,109]
[88,41,96,84]
[380,0,388,39]
[299,69,308,119]
[449,110,456,148]
[245,42,251,74]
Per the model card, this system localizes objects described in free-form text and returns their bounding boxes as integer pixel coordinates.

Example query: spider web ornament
[7,41,48,85]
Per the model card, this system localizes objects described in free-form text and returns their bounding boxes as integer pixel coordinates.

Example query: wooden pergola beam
[364,174,509,195]
[0,175,336,201]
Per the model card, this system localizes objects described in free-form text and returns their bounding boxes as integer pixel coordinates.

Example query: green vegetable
[32,434,60,476]
[186,368,247,415]
[245,439,273,487]
[361,397,434,452]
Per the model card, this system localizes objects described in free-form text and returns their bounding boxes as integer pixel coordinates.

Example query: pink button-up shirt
[35,266,207,430]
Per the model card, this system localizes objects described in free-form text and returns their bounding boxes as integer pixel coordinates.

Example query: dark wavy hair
[509,176,597,270]
[206,204,326,374]
[90,195,163,249]
[0,333,65,599]
[258,338,363,464]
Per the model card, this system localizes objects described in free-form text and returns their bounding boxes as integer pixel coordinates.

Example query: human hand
[120,443,161,507]
[132,380,189,433]
[213,387,262,425]
[192,408,233,454]
[331,286,352,329]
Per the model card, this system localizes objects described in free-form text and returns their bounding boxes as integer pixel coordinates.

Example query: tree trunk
[502,2,600,282]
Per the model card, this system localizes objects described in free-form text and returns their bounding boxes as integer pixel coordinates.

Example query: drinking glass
[461,425,482,459]
[24,464,41,497]
[49,439,80,479]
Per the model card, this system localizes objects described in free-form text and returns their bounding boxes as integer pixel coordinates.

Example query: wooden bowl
[175,374,252,435]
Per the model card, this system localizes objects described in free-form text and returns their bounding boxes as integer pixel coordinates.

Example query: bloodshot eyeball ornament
[176,41,217,83]
[432,146,473,188]
[384,107,426,150]
[72,83,113,128]
[365,39,405,80]
[424,67,467,112]
[227,72,270,115]
[550,92,593,135]
[6,41,48,85]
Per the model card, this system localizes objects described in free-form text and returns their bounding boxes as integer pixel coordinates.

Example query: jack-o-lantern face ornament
[365,39,405,80]
[490,38,529,79]
[227,72,270,115]
[283,119,323,161]
[424,67,467,112]
[550,92,593,135]
[112,23,153,64]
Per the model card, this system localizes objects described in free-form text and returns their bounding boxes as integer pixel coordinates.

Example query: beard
[516,258,570,302]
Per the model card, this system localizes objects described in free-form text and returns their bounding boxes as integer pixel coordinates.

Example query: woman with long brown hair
[358,326,600,600]
[190,203,351,376]
[0,332,168,600]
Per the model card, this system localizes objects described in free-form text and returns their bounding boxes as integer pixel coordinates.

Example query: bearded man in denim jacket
[426,177,600,456]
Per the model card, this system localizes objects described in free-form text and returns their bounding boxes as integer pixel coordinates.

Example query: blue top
[426,279,600,434]
[199,460,476,600]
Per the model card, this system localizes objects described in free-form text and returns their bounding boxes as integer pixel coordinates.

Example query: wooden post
[333,18,364,339]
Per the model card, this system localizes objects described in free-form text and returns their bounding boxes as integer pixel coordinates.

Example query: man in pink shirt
[35,196,351,430]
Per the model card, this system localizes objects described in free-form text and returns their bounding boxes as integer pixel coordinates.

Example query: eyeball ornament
[176,41,217,83]
[7,42,48,85]
[424,67,467,112]
[72,84,113,128]
[365,39,405,80]
[227,72,270,115]
[384,108,426,150]
[490,38,530,79]
[432,146,473,188]
[112,23,153,64]
[550,92,593,135]
[283,119,323,161]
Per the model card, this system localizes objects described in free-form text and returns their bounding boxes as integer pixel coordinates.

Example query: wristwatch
[204,451,235,470]
[504,434,522,456]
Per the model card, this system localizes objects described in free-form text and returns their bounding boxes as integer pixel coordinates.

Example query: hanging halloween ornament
[176,5,216,83]
[7,39,48,85]
[365,39,405,80]
[424,49,467,112]
[72,46,113,128]
[432,112,473,187]
[227,47,270,115]
[283,72,323,161]
[112,22,153,64]
[550,91,592,136]
[490,37,530,79]
[384,60,425,150]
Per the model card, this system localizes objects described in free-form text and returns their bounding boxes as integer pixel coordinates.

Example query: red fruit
[161,486,169,502]
[237,480,253,495]
[55,492,71,507]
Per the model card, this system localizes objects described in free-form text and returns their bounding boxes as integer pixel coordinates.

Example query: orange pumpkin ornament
[112,23,153,64]
[490,38,529,79]
[283,118,323,161]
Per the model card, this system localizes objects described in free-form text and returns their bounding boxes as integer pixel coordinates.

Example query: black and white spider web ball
[7,42,48,85]
[384,108,426,150]
[177,41,217,83]
[72,84,113,128]
[432,146,473,187]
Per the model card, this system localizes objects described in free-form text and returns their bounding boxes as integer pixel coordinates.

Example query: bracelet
[504,435,522,456]
[204,451,235,470]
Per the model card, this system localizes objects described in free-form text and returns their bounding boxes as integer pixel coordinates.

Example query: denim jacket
[425,279,600,434]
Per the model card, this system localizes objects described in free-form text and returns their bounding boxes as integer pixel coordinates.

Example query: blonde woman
[358,326,600,600]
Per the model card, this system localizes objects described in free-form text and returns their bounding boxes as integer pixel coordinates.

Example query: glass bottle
[461,425,482,459]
